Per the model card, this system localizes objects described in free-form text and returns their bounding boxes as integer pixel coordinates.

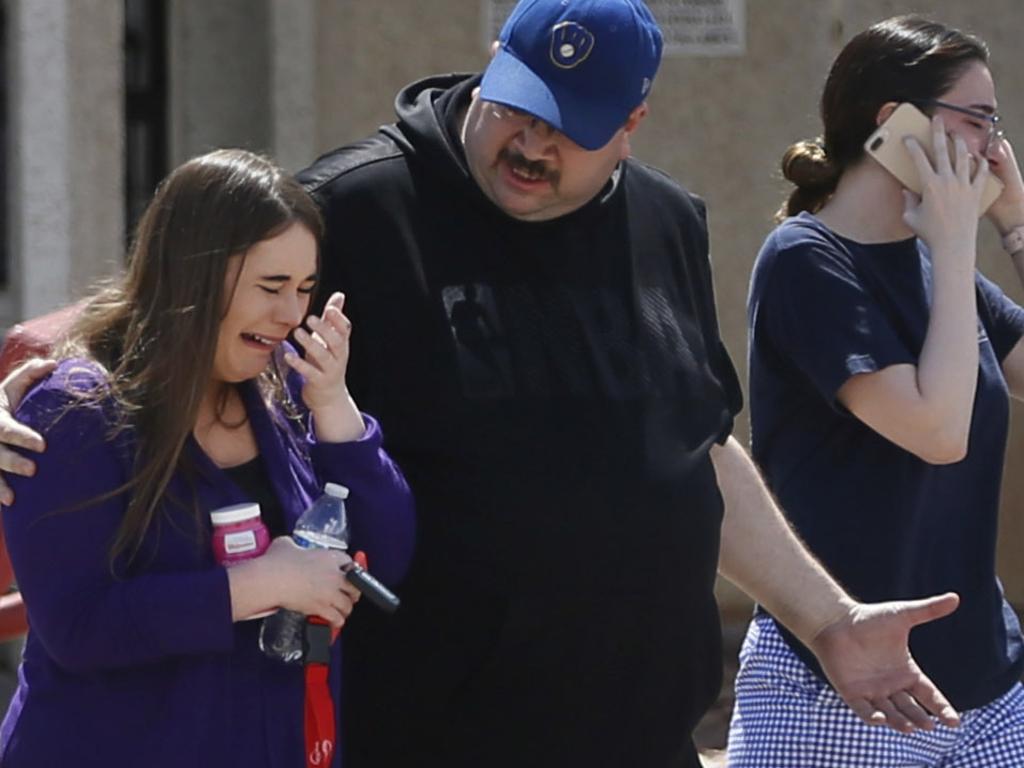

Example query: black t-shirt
[748,211,1024,710]
[223,454,287,537]
[300,74,742,768]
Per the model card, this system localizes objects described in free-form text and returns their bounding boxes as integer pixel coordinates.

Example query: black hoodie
[299,74,742,768]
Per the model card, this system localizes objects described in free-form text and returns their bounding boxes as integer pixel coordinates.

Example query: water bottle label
[224,530,258,554]
[294,530,347,551]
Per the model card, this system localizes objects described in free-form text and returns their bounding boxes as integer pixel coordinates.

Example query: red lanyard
[304,616,335,767]
[303,551,368,768]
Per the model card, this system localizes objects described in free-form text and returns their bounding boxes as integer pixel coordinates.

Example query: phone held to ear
[863,102,1003,215]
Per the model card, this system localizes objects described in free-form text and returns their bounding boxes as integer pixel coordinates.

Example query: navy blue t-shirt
[748,211,1024,710]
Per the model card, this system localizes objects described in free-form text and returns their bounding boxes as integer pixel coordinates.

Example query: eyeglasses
[487,102,558,139]
[912,99,1005,153]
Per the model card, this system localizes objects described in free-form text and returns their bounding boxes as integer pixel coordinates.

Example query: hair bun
[781,139,839,190]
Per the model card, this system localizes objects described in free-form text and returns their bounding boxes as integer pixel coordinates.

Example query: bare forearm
[226,557,280,622]
[713,437,854,644]
[914,249,978,441]
[888,132,982,455]
[310,393,365,443]
[986,194,1024,275]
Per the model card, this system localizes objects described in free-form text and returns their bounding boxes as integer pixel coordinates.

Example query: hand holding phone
[864,102,1003,215]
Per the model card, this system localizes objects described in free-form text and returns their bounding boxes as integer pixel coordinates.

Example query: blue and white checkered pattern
[727,614,1024,767]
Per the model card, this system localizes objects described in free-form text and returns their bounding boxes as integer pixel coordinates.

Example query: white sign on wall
[650,0,745,56]
[483,0,746,57]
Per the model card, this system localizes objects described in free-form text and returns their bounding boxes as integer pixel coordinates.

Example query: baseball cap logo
[549,21,594,69]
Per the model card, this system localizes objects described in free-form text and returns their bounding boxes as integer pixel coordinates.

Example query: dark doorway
[124,0,167,244]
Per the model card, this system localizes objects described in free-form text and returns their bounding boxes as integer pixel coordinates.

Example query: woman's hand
[0,358,57,504]
[284,291,365,442]
[902,115,985,265]
[985,138,1024,234]
[235,536,361,629]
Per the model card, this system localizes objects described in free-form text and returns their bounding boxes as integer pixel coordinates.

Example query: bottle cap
[324,483,349,499]
[210,502,262,526]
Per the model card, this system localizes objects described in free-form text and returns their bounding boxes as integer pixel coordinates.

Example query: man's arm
[712,436,961,732]
[0,359,56,504]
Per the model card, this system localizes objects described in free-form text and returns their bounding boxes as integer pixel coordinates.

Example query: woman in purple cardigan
[0,149,415,767]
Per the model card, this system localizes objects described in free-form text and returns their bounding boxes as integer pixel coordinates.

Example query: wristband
[1002,225,1024,256]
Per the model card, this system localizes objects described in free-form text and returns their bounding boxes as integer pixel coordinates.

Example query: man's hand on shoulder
[810,592,961,733]
[0,359,57,504]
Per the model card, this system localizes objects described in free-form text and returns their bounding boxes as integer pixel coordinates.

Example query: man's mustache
[500,149,559,184]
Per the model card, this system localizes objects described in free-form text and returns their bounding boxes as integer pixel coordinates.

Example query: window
[124,0,167,243]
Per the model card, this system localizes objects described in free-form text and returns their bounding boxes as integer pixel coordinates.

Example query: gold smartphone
[863,102,1003,215]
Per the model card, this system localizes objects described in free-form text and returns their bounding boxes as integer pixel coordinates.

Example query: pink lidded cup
[210,502,271,566]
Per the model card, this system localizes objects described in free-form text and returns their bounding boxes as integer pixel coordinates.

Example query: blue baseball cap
[480,0,663,151]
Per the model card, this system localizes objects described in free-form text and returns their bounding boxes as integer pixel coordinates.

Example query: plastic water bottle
[259,483,350,663]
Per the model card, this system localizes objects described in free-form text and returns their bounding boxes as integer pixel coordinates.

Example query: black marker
[344,563,401,614]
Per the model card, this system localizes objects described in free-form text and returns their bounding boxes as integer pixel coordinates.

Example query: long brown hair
[777,16,988,221]
[58,149,323,567]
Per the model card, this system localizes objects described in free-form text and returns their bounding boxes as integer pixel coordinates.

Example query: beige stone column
[269,0,317,172]
[167,0,271,164]
[7,0,123,323]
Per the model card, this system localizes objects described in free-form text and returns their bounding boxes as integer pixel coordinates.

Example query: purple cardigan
[0,360,415,768]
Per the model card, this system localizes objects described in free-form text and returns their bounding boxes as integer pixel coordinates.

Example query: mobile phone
[863,102,1003,215]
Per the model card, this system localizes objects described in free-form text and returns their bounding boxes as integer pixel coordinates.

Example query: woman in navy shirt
[0,149,415,767]
[729,16,1024,767]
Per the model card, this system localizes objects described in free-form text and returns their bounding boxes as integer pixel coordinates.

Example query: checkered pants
[727,614,1024,767]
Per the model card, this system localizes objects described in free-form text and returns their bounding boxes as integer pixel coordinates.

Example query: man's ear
[876,101,900,127]
[624,102,649,135]
[616,103,650,160]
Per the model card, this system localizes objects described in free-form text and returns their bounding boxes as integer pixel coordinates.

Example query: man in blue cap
[0,1,963,766]
[300,3,960,762]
